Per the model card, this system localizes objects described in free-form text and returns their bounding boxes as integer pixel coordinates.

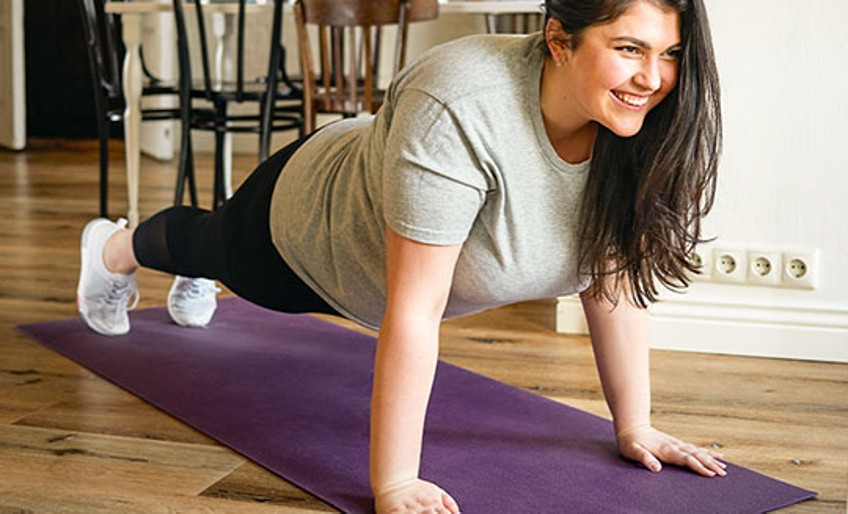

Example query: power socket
[747,250,782,287]
[692,242,821,290]
[712,247,746,283]
[782,250,819,290]
[687,245,712,281]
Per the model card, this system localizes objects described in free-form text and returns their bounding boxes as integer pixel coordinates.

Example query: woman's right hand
[374,478,460,514]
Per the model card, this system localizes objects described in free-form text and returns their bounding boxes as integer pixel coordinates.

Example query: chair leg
[173,140,199,208]
[187,144,198,208]
[173,129,189,206]
[259,90,272,161]
[278,44,301,95]
[213,129,226,209]
[96,117,111,218]
[173,119,198,208]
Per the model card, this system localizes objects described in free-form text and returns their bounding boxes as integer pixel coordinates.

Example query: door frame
[0,0,25,150]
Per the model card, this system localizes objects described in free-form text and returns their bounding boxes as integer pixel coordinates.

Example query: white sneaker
[167,276,221,328]
[77,218,139,336]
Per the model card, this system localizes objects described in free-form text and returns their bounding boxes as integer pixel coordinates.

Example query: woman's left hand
[615,425,727,477]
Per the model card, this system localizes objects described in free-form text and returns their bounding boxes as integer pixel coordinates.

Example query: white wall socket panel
[747,250,782,287]
[712,247,747,283]
[782,250,819,290]
[687,245,712,281]
[690,243,820,290]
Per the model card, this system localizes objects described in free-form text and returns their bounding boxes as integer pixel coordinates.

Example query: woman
[76,0,725,511]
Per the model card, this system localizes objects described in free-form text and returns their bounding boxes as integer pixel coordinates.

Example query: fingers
[707,449,725,460]
[621,428,729,478]
[667,445,727,477]
[630,442,663,472]
[373,479,460,514]
[699,450,728,476]
[442,491,461,514]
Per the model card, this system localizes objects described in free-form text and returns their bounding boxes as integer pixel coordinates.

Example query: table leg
[120,13,142,227]
[213,12,234,199]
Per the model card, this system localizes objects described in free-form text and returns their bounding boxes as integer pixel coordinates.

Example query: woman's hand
[374,478,460,514]
[616,424,727,477]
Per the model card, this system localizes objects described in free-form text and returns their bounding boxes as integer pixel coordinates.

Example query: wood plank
[0,424,244,496]
[0,486,317,513]
[201,461,336,511]
[14,395,216,446]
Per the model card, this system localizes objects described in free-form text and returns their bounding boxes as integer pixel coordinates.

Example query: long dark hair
[545,0,722,307]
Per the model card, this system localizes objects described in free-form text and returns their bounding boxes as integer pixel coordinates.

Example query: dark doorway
[25,0,117,139]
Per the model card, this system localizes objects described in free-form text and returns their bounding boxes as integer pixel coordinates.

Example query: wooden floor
[0,141,845,513]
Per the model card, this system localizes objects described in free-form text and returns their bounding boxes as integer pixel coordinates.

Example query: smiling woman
[73,1,724,512]
[542,0,721,309]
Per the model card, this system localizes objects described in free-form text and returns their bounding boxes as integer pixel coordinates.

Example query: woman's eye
[665,48,683,59]
[617,45,641,54]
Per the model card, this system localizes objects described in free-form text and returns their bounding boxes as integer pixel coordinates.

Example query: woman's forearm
[369,313,441,494]
[580,290,652,434]
[371,227,461,496]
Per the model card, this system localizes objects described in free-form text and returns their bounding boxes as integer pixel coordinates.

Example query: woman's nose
[634,58,662,92]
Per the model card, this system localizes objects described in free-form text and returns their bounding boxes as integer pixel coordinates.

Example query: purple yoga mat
[18,298,815,513]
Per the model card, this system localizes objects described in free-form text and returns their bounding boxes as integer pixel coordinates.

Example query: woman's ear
[545,17,573,66]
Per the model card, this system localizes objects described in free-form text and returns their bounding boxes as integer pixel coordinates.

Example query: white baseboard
[556,295,848,363]
[555,295,589,335]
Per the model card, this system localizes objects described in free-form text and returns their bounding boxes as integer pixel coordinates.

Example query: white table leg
[120,13,143,227]
[213,12,234,199]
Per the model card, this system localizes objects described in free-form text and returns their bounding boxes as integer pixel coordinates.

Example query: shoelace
[101,279,139,325]
[178,279,221,300]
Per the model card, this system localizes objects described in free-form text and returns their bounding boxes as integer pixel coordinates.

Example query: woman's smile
[611,90,651,109]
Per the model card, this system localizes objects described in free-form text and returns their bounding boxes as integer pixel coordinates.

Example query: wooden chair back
[486,12,544,34]
[294,0,438,133]
[501,13,543,33]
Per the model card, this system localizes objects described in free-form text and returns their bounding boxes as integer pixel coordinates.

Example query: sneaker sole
[77,219,129,336]
[77,218,107,310]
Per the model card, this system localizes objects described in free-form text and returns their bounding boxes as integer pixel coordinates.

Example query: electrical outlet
[687,245,712,281]
[782,250,819,290]
[712,247,746,283]
[747,250,782,287]
[698,243,821,290]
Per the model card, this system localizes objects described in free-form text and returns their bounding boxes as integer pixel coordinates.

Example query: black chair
[172,0,304,209]
[77,0,196,217]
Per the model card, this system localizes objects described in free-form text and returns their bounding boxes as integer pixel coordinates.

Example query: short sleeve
[382,89,488,246]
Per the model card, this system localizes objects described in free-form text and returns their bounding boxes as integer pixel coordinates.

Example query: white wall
[558,0,848,362]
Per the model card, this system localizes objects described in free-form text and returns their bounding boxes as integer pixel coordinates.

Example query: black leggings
[133,136,339,316]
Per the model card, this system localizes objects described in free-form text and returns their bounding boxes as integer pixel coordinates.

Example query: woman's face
[548,1,682,138]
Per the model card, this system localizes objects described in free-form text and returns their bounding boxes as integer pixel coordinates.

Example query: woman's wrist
[371,475,420,496]
[614,422,652,440]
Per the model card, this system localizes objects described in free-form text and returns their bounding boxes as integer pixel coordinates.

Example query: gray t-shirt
[270,33,590,330]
